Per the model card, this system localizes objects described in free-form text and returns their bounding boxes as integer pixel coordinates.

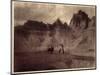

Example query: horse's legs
[62,49,64,54]
[59,49,61,53]
[59,49,64,54]
[51,50,53,54]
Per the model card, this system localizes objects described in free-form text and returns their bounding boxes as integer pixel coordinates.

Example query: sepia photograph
[12,0,96,74]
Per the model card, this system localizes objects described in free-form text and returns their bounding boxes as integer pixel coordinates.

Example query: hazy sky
[12,1,96,26]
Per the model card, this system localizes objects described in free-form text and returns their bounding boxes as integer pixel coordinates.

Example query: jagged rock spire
[53,18,63,25]
[70,10,90,31]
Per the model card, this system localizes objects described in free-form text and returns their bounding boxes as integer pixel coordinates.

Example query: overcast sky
[12,1,96,26]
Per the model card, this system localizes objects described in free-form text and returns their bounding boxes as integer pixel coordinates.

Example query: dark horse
[47,46,54,54]
[59,44,64,54]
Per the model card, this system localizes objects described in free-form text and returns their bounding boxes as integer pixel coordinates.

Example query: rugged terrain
[14,10,96,72]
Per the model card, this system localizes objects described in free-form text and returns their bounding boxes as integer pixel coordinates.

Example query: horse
[59,44,64,54]
[47,46,54,54]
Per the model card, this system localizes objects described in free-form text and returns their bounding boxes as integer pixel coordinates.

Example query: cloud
[13,1,95,26]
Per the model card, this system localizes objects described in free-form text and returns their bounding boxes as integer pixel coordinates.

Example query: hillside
[14,10,96,72]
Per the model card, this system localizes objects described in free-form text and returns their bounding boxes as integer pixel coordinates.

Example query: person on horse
[59,44,64,54]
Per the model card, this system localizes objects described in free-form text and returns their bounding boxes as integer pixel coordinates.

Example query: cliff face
[14,18,72,52]
[70,10,90,32]
[14,10,96,53]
